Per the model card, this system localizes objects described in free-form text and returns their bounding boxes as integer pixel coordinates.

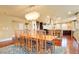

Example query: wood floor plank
[0,40,15,48]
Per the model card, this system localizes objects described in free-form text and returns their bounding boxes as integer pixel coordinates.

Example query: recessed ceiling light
[68,11,72,15]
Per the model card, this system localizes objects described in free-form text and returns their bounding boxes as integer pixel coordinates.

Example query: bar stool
[29,31,39,53]
[14,31,20,46]
[26,32,32,53]
[36,33,40,53]
[39,34,46,53]
[37,30,46,54]
[20,31,25,47]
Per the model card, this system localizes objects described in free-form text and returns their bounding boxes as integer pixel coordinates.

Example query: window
[62,24,67,30]
[18,23,24,30]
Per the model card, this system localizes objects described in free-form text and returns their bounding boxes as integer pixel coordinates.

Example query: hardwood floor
[64,36,79,54]
[0,36,79,54]
[0,39,15,48]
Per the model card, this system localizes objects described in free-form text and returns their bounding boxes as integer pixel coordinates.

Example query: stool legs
[36,39,38,53]
[15,37,19,46]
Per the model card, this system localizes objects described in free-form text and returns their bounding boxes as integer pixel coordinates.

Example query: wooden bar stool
[14,32,19,46]
[37,30,46,54]
[24,30,29,50]
[20,31,25,47]
[43,35,47,53]
[26,32,32,53]
[40,34,45,53]
[36,33,40,53]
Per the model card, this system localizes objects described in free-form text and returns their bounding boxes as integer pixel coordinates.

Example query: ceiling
[0,5,79,23]
[0,5,40,19]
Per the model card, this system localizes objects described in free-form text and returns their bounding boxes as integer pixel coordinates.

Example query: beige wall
[67,22,75,30]
[0,15,25,39]
[74,16,79,43]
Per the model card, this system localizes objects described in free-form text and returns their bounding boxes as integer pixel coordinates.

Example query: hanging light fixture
[25,11,40,21]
